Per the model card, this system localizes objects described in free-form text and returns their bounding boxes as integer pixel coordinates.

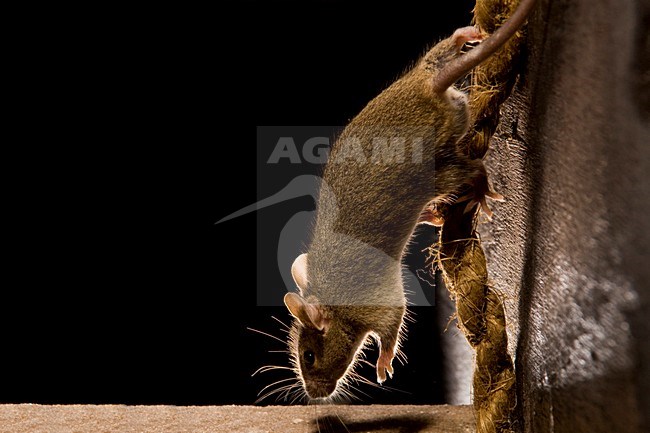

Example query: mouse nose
[306,380,336,398]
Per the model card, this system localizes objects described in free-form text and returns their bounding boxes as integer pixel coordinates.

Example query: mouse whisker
[270,315,292,332]
[256,377,296,397]
[246,327,286,345]
[342,387,361,402]
[251,365,294,376]
[332,407,352,433]
[288,387,306,405]
[257,384,293,401]
[345,383,371,400]
[347,371,378,387]
[330,390,347,404]
[380,384,413,395]
[342,375,373,397]
[255,382,300,404]
[347,370,411,395]
[279,383,302,402]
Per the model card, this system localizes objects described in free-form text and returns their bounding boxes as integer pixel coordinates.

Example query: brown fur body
[283,28,490,400]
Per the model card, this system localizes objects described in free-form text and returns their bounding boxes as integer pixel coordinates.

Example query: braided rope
[435,1,529,432]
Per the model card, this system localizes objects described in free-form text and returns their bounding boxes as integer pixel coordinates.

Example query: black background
[3,0,474,405]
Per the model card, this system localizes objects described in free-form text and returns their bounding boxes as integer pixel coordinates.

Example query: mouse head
[284,253,365,400]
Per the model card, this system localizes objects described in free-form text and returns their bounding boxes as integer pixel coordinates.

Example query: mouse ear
[284,292,327,331]
[291,253,309,293]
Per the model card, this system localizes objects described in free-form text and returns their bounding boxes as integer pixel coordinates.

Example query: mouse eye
[303,350,315,367]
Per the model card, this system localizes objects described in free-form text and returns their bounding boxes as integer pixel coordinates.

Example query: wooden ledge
[0,404,475,433]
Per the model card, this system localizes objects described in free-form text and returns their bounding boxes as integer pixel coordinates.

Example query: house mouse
[283,0,536,400]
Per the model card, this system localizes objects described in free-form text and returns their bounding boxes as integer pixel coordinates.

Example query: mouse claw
[457,166,504,220]
[462,192,503,220]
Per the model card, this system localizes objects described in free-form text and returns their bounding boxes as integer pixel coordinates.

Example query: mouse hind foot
[456,160,504,220]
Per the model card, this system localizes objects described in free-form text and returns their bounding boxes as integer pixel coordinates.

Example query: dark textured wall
[478,0,650,431]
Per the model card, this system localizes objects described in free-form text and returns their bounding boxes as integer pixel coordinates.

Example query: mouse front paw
[376,349,395,384]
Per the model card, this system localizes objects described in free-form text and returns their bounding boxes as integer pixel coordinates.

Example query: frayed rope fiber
[433,0,529,432]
